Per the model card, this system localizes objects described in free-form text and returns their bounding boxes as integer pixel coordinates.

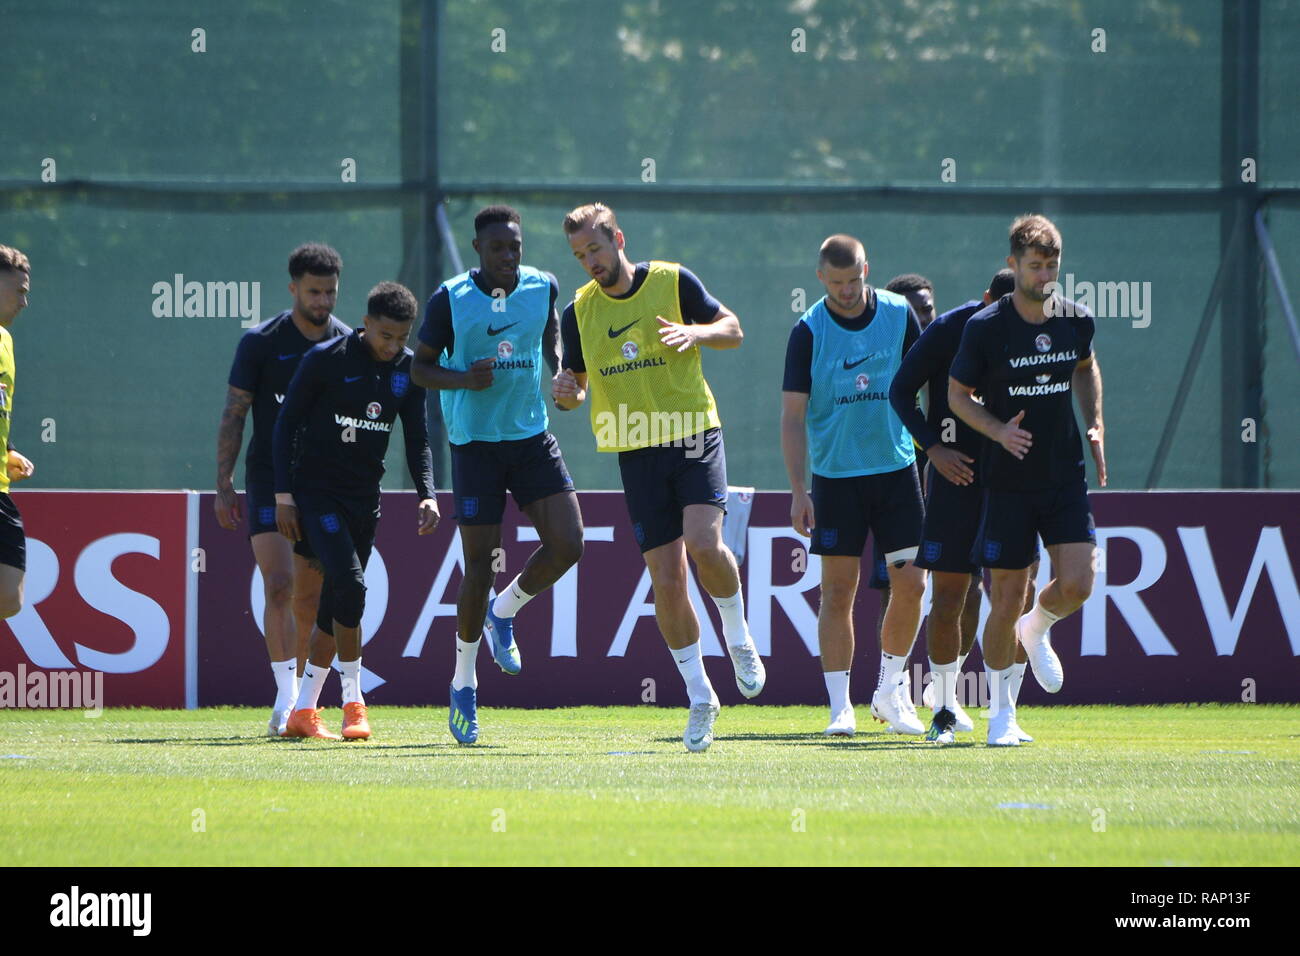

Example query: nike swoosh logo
[677,658,690,664]
[487,321,519,336]
[608,320,639,338]
[738,678,757,690]
[344,375,363,383]
[277,353,297,361]
[843,357,869,370]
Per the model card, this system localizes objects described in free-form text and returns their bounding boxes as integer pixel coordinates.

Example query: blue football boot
[449,683,479,744]
[484,606,522,675]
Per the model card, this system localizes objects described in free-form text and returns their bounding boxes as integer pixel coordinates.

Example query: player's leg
[677,428,764,698]
[971,486,1039,745]
[866,545,890,658]
[0,493,24,617]
[643,536,721,752]
[867,465,926,735]
[283,495,365,740]
[925,570,970,740]
[808,472,868,734]
[330,501,378,740]
[1005,555,1039,742]
[482,489,582,672]
[917,471,983,734]
[444,522,500,745]
[1016,481,1095,694]
[622,442,719,752]
[451,442,514,683]
[250,530,301,735]
[291,548,325,674]
[0,568,22,618]
[817,556,860,735]
[492,432,583,642]
[517,491,583,594]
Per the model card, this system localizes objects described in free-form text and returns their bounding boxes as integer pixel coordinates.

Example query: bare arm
[552,370,588,411]
[948,377,1032,459]
[1073,355,1106,486]
[657,306,744,352]
[214,386,253,530]
[410,342,494,392]
[216,386,252,491]
[780,391,815,536]
[542,305,561,374]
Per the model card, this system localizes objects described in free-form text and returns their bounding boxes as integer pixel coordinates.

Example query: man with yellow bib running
[553,204,765,753]
[0,246,37,618]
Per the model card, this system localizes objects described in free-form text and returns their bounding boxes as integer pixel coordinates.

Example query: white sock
[710,588,750,648]
[672,642,718,707]
[338,659,364,705]
[929,658,959,713]
[1020,598,1062,643]
[271,658,297,712]
[452,635,480,691]
[958,651,969,671]
[876,651,907,692]
[823,670,850,716]
[295,662,330,711]
[492,575,534,619]
[986,664,1015,718]
[1008,661,1027,706]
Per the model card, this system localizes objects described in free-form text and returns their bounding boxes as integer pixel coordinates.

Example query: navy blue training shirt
[273,328,436,500]
[228,310,352,474]
[949,294,1095,492]
[560,263,721,373]
[888,299,985,462]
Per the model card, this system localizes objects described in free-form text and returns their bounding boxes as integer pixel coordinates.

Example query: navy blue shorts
[0,493,25,572]
[618,428,728,553]
[972,480,1095,570]
[451,431,574,526]
[810,464,923,561]
[246,467,314,559]
[916,466,985,574]
[295,490,379,631]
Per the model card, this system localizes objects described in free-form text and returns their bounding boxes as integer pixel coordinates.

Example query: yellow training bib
[575,262,721,452]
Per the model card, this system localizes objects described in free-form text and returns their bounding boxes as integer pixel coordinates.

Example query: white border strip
[184,490,199,709]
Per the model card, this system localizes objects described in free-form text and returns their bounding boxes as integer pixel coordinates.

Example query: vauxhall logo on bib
[622,341,638,361]
[366,401,382,420]
[855,373,870,392]
[1035,333,1052,352]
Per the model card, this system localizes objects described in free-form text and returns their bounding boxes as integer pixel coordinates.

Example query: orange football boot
[341,702,372,740]
[282,707,342,740]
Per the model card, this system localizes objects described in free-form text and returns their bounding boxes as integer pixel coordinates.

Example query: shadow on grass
[649,733,954,750]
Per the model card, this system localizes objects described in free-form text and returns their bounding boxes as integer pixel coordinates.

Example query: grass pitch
[1,704,1296,866]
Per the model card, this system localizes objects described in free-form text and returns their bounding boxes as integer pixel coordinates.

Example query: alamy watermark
[151,274,261,327]
[0,665,104,717]
[593,405,712,457]
[1045,274,1151,328]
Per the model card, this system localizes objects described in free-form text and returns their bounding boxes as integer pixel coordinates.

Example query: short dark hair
[0,245,30,275]
[884,273,933,297]
[475,204,521,234]
[818,234,865,269]
[988,268,1016,299]
[288,243,342,279]
[366,281,417,323]
[1009,214,1062,259]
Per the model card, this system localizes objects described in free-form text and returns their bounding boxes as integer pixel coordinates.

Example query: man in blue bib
[413,205,583,745]
[781,235,927,738]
